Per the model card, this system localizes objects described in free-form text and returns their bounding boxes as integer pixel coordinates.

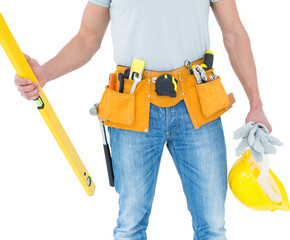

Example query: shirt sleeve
[210,0,220,2]
[88,0,111,8]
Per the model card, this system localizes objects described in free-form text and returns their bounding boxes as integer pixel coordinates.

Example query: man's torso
[90,0,219,71]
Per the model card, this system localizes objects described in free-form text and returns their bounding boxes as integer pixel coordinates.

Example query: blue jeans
[107,100,227,240]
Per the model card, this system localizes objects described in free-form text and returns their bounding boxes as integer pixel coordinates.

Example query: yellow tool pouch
[98,86,135,125]
[195,76,230,117]
[98,77,151,132]
[97,58,235,132]
[180,72,235,129]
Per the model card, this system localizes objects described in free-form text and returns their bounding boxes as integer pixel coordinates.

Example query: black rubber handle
[124,68,130,79]
[204,52,214,70]
[103,144,114,187]
[118,73,124,93]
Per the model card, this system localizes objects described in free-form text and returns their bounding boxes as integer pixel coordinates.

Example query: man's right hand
[14,54,48,100]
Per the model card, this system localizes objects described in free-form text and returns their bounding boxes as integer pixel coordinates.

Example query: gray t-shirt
[89,0,220,71]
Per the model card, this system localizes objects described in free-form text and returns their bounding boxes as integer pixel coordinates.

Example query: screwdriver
[201,50,214,71]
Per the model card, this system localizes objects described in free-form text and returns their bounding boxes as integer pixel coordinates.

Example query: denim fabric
[107,100,227,240]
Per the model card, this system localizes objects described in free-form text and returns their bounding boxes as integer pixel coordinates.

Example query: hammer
[90,103,114,187]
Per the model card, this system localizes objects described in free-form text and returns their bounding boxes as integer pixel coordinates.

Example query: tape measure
[155,74,178,98]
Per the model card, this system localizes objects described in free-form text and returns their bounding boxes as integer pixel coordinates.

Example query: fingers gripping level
[0,13,95,195]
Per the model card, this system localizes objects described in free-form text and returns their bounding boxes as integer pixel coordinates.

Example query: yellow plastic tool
[128,58,146,94]
[128,58,146,80]
[229,149,289,211]
[0,13,95,196]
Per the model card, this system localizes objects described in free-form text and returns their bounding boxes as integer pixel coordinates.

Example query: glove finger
[248,125,259,146]
[267,135,283,146]
[250,146,263,162]
[252,138,265,153]
[264,146,277,155]
[235,138,249,156]
[260,136,277,154]
[255,129,278,153]
[233,121,255,139]
[260,140,277,155]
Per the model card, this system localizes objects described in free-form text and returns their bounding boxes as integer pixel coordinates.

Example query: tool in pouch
[118,73,125,93]
[128,58,146,94]
[0,13,95,195]
[89,103,114,187]
[109,73,116,90]
[184,50,232,118]
[185,50,217,84]
[124,68,130,79]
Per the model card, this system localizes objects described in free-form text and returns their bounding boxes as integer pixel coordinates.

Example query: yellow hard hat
[228,149,289,211]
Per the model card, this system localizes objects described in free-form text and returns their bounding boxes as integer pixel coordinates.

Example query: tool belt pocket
[196,76,229,117]
[98,85,135,126]
[98,77,150,132]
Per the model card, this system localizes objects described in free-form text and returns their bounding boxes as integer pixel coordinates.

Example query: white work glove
[233,121,283,162]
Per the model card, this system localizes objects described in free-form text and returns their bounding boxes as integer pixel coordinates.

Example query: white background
[0,0,289,239]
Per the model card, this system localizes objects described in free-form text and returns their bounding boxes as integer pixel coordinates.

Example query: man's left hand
[245,106,272,133]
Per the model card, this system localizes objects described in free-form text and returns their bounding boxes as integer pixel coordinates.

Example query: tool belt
[97,58,236,132]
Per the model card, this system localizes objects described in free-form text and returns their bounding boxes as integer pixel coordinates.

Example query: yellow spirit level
[0,13,95,196]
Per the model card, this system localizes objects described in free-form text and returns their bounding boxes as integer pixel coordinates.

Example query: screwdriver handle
[109,73,116,90]
[201,50,214,71]
[118,73,124,93]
